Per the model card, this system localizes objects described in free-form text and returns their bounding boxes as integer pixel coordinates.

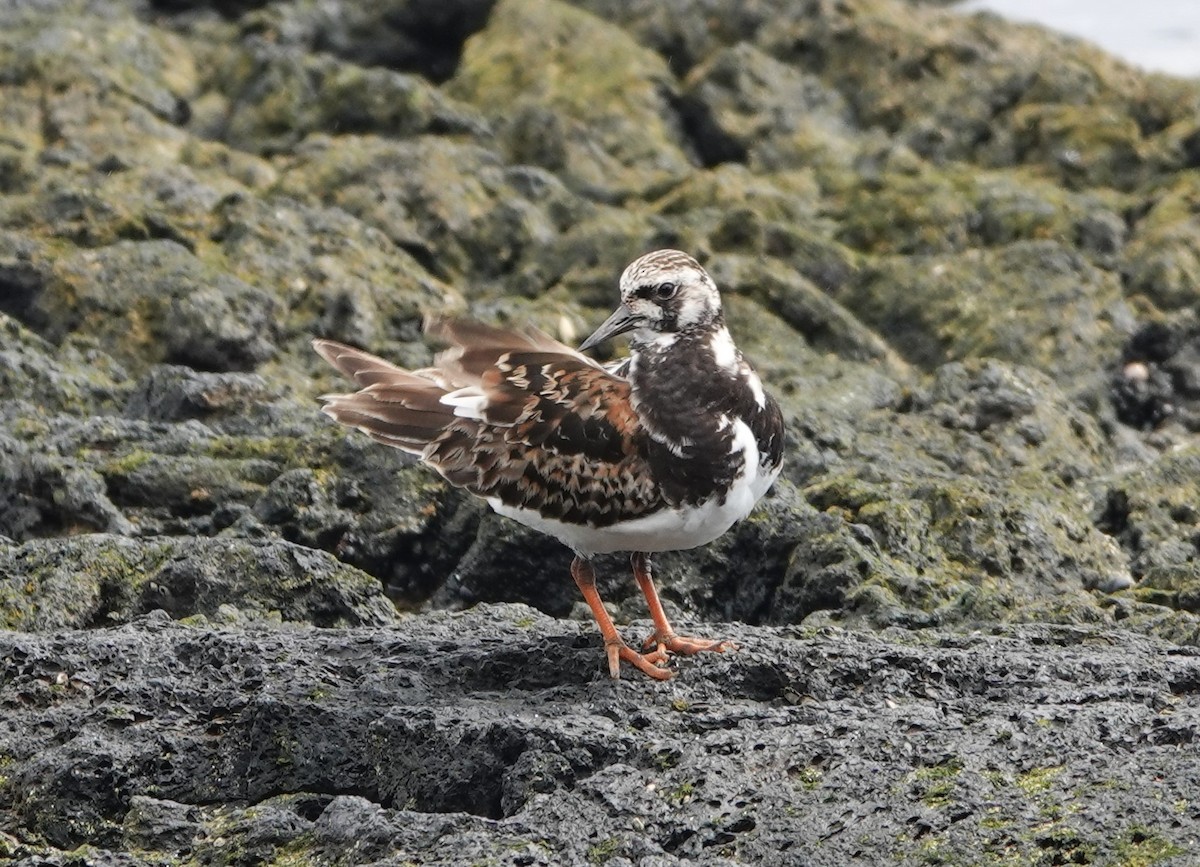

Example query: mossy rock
[449,0,692,199]
[0,534,398,631]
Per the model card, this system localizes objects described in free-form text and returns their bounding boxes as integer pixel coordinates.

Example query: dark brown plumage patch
[630,331,784,508]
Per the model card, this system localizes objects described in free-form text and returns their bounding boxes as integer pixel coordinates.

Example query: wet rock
[1,611,1198,864]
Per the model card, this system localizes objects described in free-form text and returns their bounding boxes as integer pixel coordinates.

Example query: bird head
[579,250,724,352]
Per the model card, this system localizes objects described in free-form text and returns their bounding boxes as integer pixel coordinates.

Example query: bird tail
[312,338,457,456]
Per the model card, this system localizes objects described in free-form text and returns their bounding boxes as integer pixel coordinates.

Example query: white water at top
[959,0,1200,77]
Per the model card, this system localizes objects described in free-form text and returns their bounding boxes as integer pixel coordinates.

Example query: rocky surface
[2,0,1200,863]
[3,609,1199,866]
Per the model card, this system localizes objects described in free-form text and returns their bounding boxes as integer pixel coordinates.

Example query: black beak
[579,304,640,352]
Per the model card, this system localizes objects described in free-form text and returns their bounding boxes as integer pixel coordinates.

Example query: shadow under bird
[314,249,784,680]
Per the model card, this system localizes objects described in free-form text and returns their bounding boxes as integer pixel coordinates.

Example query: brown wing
[314,320,662,526]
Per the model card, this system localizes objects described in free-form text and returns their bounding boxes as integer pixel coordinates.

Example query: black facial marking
[633,280,679,307]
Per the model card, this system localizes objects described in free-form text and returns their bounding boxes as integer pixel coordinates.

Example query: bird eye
[654,282,677,300]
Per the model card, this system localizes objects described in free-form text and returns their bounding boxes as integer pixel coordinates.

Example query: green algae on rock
[0,534,399,631]
[449,0,692,199]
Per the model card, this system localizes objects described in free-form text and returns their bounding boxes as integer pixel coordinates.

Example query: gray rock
[1,611,1197,864]
[680,42,854,168]
[212,40,490,153]
[448,0,694,200]
[124,366,275,423]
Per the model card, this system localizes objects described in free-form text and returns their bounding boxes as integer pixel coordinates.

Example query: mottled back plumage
[316,322,661,528]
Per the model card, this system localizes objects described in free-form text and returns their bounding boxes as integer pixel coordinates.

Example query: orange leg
[571,556,672,681]
[631,552,738,657]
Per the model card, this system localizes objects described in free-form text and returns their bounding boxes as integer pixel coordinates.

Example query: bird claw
[642,632,739,657]
[605,638,674,681]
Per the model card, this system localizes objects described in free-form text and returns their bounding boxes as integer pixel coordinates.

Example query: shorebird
[315,250,784,679]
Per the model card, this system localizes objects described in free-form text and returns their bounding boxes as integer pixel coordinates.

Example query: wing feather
[313,323,663,525]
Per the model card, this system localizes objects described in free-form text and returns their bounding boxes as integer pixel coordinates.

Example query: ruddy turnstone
[314,250,784,680]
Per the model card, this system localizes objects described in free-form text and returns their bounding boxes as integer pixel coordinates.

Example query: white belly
[487,419,780,557]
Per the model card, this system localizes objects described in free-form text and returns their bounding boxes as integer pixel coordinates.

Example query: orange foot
[606,638,673,681]
[643,632,739,657]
